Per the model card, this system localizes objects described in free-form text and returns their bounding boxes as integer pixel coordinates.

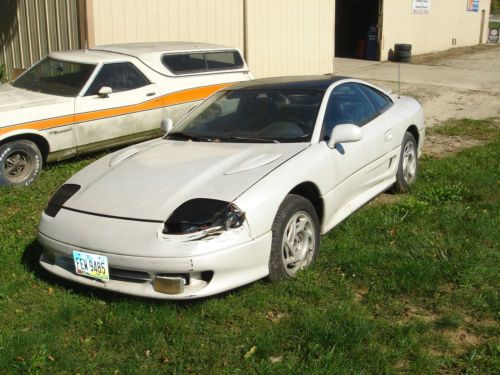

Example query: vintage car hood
[64,139,308,221]
[0,84,73,128]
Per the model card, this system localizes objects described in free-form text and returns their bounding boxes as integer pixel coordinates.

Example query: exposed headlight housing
[44,184,81,217]
[163,199,245,235]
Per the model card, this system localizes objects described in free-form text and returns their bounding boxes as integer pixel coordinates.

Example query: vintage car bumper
[37,210,272,300]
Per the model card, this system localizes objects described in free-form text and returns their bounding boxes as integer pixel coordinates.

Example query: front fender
[234,144,328,239]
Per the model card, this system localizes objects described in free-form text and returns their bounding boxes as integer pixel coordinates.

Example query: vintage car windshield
[167,90,325,143]
[12,57,96,97]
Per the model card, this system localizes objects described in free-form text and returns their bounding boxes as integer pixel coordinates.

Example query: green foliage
[0,134,499,373]
[0,64,6,83]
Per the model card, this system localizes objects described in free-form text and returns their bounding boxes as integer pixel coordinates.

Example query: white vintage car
[0,42,251,186]
[38,76,424,300]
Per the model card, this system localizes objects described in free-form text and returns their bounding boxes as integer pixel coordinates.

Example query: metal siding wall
[381,0,492,60]
[0,0,80,80]
[245,0,334,78]
[92,0,245,51]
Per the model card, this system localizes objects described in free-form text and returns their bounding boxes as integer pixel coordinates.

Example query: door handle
[146,92,156,96]
[384,129,393,142]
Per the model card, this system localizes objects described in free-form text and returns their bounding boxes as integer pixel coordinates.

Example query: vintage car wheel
[0,140,42,186]
[268,194,320,281]
[392,132,418,193]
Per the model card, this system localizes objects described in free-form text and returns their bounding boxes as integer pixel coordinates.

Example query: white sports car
[38,76,424,299]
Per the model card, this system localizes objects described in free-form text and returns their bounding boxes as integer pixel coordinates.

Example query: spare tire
[394,43,412,62]
[395,43,412,52]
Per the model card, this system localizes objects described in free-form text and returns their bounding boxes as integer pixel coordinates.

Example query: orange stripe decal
[0,83,231,137]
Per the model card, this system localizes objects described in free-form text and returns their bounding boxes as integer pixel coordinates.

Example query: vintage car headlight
[44,184,81,217]
[163,198,245,235]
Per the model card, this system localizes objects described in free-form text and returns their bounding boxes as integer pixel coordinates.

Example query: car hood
[65,139,308,221]
[0,84,73,126]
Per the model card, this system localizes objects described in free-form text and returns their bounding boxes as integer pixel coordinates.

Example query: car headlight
[163,198,245,235]
[44,184,81,217]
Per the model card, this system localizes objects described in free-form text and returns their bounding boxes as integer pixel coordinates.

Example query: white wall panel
[92,0,244,51]
[245,0,335,77]
[381,0,491,60]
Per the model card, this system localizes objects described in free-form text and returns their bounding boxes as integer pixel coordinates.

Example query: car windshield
[167,90,324,143]
[12,57,96,97]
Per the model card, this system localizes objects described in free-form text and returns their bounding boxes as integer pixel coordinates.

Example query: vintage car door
[74,62,162,154]
[321,82,395,227]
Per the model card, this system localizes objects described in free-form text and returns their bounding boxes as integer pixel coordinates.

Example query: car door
[74,62,162,154]
[321,82,395,227]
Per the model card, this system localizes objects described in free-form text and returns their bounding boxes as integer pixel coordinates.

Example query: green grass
[0,136,499,374]
[429,117,499,140]
[489,21,500,30]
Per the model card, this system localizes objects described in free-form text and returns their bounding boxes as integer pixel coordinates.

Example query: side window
[162,51,244,75]
[85,63,150,96]
[322,83,377,138]
[358,84,393,113]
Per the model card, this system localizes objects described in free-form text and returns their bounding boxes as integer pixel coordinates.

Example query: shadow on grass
[21,239,255,307]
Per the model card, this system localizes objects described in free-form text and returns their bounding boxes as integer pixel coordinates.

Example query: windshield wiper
[219,136,280,143]
[166,132,214,142]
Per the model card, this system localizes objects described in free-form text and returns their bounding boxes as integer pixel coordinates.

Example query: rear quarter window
[162,51,244,75]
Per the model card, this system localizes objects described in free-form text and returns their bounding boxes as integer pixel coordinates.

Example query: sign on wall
[413,0,431,14]
[467,0,479,12]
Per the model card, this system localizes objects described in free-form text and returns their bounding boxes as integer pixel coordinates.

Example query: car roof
[227,75,349,91]
[49,50,126,64]
[91,41,235,56]
[48,42,247,76]
[91,42,247,76]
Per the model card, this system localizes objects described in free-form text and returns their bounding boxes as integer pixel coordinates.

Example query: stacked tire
[394,44,412,63]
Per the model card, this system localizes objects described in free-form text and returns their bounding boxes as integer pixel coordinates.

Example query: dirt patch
[443,328,482,355]
[400,304,439,324]
[370,80,500,128]
[371,193,401,205]
[354,287,369,303]
[423,133,485,158]
[410,44,500,66]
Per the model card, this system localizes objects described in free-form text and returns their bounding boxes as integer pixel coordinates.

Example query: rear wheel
[392,132,418,193]
[0,140,42,186]
[268,194,320,281]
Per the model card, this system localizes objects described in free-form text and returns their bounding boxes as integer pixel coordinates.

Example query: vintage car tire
[0,140,43,186]
[268,194,320,281]
[392,132,418,193]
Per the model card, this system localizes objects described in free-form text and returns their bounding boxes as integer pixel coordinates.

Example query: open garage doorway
[335,0,382,61]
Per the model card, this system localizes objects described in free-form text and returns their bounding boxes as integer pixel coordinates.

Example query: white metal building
[0,0,492,79]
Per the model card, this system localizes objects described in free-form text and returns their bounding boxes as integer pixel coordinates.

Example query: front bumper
[38,222,272,300]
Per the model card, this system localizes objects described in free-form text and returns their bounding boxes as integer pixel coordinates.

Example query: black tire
[268,194,320,281]
[396,50,411,59]
[394,43,412,52]
[392,132,418,193]
[0,140,43,186]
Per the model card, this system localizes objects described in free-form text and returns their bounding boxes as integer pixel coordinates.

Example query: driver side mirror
[98,86,112,98]
[327,124,362,148]
[160,117,174,134]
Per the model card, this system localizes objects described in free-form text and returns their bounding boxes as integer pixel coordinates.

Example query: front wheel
[0,140,43,186]
[268,194,320,281]
[392,132,418,193]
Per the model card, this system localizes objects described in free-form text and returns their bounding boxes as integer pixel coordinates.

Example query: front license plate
[72,251,109,281]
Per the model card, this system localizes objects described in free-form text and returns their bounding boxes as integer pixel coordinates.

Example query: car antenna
[397,63,401,99]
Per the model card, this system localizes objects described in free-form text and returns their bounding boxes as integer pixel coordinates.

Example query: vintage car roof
[48,42,246,75]
[227,75,348,91]
[48,49,127,64]
[91,42,246,76]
